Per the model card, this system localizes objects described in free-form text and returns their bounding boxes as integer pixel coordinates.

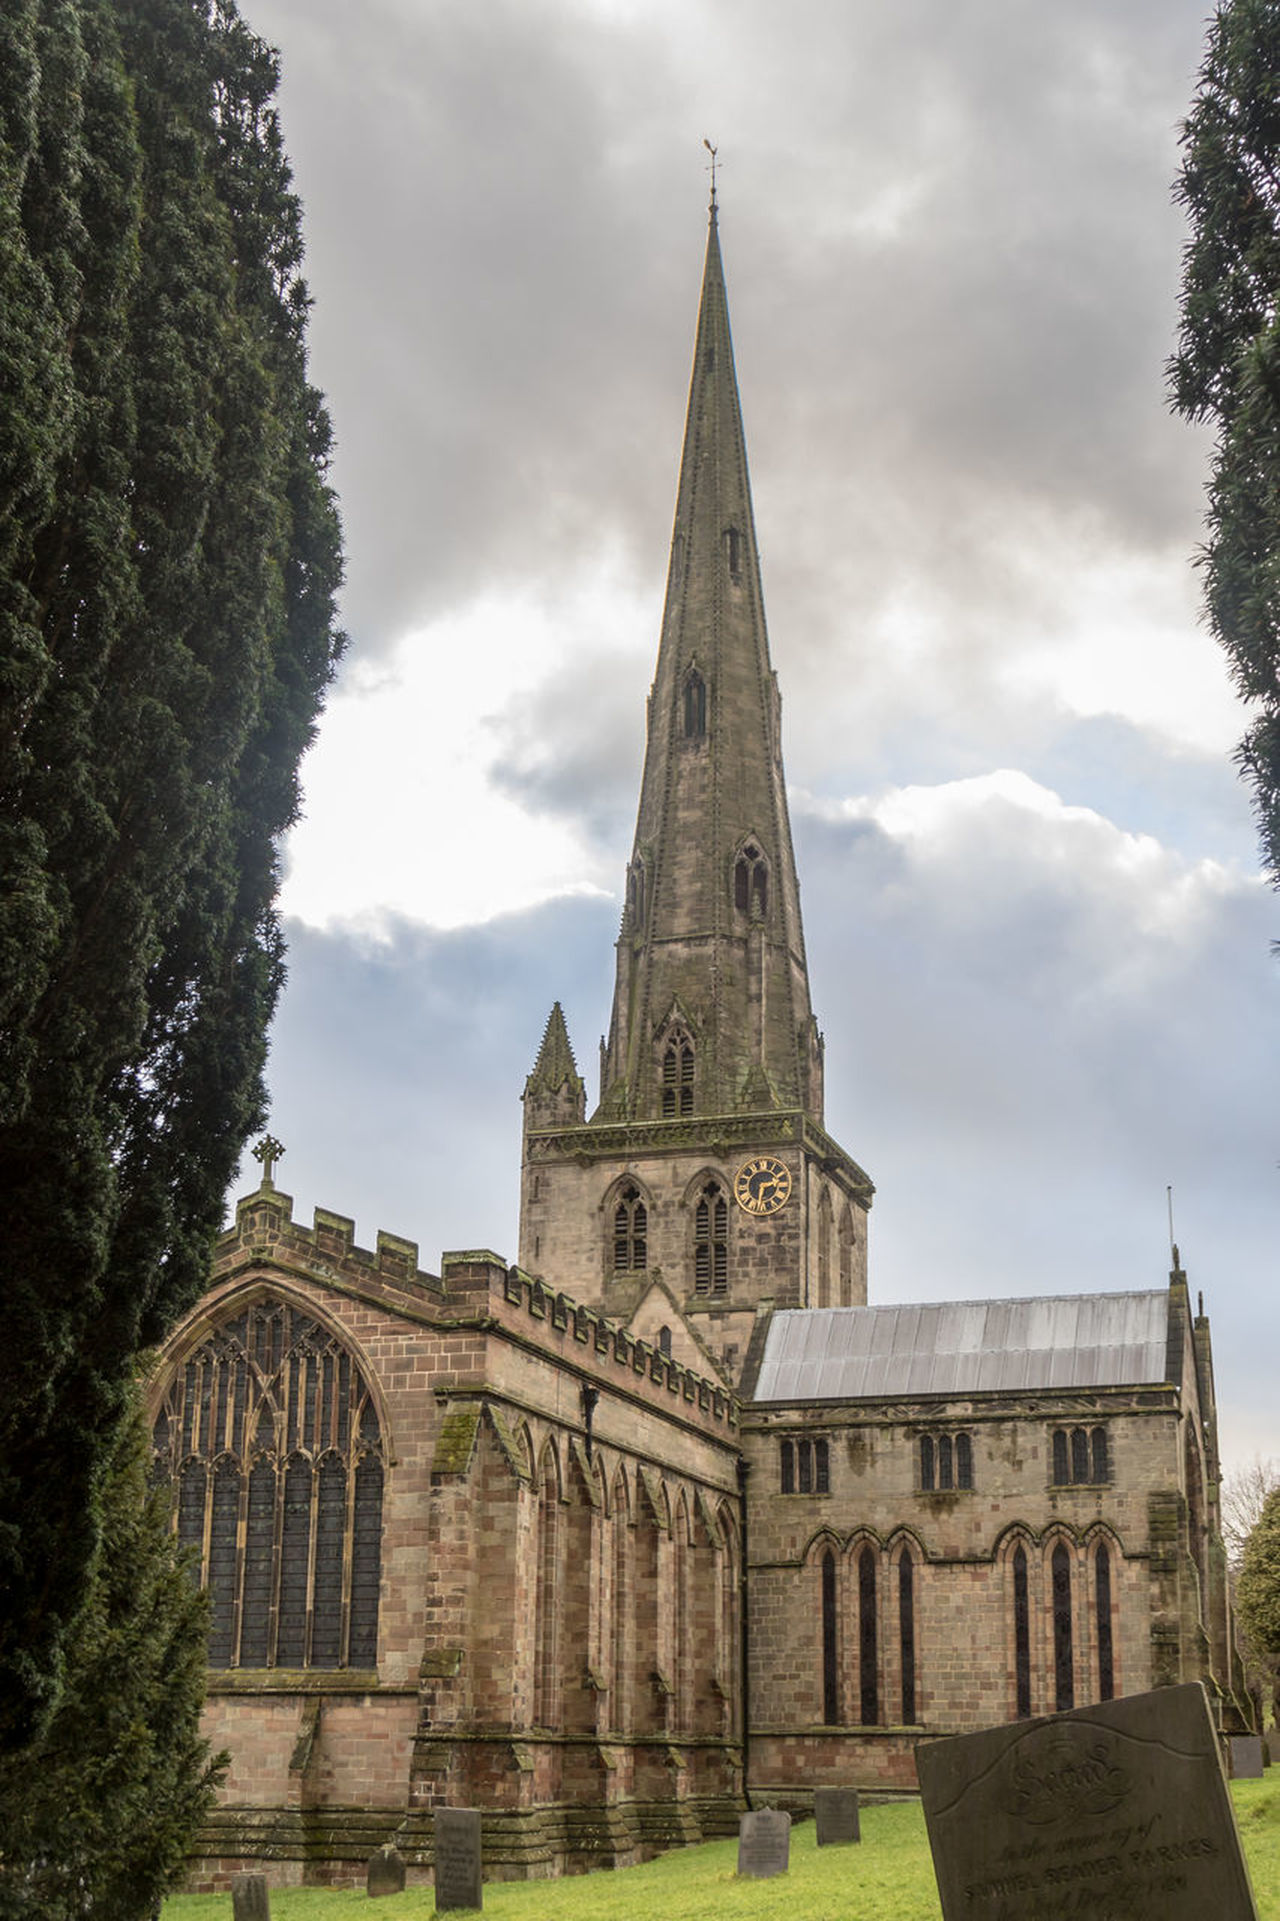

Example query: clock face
[734,1156,792,1217]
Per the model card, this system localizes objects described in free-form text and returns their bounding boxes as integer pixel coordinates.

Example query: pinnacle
[526,1001,582,1096]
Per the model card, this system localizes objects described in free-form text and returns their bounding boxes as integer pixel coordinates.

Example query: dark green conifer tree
[0,0,344,1751]
[0,1392,226,1920]
[1171,0,1280,886]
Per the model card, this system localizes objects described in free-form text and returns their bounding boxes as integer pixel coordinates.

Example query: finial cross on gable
[252,1133,285,1187]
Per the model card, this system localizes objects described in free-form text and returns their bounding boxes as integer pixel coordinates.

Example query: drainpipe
[737,1455,751,1797]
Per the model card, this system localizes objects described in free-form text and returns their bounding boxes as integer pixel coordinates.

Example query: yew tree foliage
[0,0,343,1751]
[1236,1487,1280,1662]
[0,1393,226,1921]
[1172,0,1280,886]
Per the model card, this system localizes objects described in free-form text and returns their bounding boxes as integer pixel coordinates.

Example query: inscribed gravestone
[737,1807,790,1878]
[916,1683,1258,1921]
[230,1873,270,1921]
[434,1807,483,1912]
[367,1843,406,1896]
[814,1785,860,1845]
[1230,1736,1264,1780]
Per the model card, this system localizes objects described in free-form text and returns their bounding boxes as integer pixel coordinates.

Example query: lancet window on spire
[683,669,706,741]
[724,524,743,583]
[627,858,646,929]
[733,844,769,919]
[662,1030,695,1117]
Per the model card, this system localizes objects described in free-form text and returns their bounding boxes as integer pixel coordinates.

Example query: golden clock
[734,1156,792,1216]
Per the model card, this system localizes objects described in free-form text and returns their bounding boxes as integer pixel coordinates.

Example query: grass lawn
[162,1781,1280,1920]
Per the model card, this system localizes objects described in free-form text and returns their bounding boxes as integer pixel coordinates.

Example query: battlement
[219,1182,441,1295]
[437,1252,738,1433]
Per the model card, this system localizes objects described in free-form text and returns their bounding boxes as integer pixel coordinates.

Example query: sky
[235,0,1277,1475]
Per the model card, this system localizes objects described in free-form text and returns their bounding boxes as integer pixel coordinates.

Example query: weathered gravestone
[1266,1733,1280,1768]
[367,1843,406,1896]
[434,1807,483,1912]
[737,1806,791,1878]
[814,1785,861,1845]
[1230,1736,1265,1780]
[230,1873,270,1921]
[915,1683,1258,1921]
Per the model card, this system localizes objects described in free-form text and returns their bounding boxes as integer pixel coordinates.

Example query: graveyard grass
[160,1781,1280,1920]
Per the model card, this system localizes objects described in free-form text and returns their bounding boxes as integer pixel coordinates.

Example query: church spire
[598,204,822,1125]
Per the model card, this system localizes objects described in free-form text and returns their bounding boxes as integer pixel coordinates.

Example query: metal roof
[752,1291,1170,1403]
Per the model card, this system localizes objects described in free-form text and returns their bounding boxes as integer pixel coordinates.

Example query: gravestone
[1230,1735,1265,1780]
[1266,1733,1280,1768]
[915,1683,1258,1921]
[367,1843,406,1896]
[230,1873,270,1921]
[814,1785,861,1845]
[737,1806,791,1878]
[434,1807,483,1912]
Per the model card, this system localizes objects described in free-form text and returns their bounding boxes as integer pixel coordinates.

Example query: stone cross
[252,1134,285,1188]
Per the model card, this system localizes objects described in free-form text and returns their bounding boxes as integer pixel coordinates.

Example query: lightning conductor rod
[1167,1185,1177,1268]
[703,137,718,213]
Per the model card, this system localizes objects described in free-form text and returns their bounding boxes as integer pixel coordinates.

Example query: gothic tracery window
[1052,1541,1074,1711]
[822,1550,839,1725]
[1096,1543,1115,1701]
[858,1546,879,1725]
[153,1296,385,1671]
[899,1549,917,1724]
[1013,1544,1032,1717]
[612,1183,648,1273]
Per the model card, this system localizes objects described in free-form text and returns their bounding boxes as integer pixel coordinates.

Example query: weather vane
[253,1133,285,1188]
[703,137,719,210]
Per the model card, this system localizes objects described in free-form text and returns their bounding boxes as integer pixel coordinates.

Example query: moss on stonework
[432,1406,481,1475]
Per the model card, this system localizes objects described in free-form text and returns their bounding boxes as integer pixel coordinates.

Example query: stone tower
[519,201,873,1381]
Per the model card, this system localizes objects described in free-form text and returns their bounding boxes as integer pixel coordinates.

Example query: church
[149,199,1241,1889]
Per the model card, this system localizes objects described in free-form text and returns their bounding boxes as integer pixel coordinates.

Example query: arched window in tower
[683,668,706,740]
[858,1546,879,1725]
[821,1550,839,1725]
[724,524,743,582]
[612,1183,648,1273]
[152,1296,386,1671]
[662,1030,695,1116]
[733,844,769,919]
[694,1182,728,1296]
[816,1189,833,1308]
[1052,1541,1074,1711]
[1013,1544,1032,1717]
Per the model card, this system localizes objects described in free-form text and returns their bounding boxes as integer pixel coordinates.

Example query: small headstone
[915,1683,1259,1921]
[737,1806,791,1878]
[814,1785,861,1845]
[367,1843,406,1897]
[230,1873,270,1921]
[1230,1735,1265,1780]
[434,1807,483,1912]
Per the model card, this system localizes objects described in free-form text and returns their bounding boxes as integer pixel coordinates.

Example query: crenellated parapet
[218,1180,442,1301]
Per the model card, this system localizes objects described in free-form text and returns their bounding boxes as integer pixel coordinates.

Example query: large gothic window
[898,1549,917,1725]
[694,1182,728,1296]
[1095,1544,1115,1701]
[662,1031,695,1117]
[821,1551,839,1725]
[1013,1544,1032,1717]
[858,1546,879,1725]
[1052,1542,1074,1711]
[152,1296,386,1671]
[612,1183,648,1273]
